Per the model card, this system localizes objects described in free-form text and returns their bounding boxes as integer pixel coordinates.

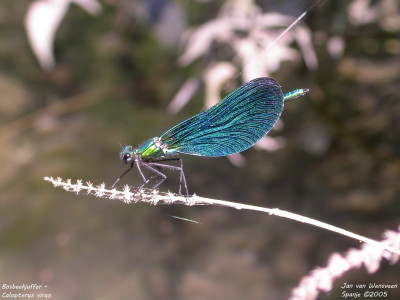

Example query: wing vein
[161,77,284,157]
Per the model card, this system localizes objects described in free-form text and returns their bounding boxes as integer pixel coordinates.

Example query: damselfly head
[120,145,134,164]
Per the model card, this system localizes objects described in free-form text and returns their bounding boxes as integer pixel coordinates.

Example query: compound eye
[122,153,132,163]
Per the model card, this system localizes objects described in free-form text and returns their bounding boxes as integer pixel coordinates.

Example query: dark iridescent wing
[161,77,284,157]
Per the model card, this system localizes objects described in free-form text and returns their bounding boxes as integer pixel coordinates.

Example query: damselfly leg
[113,158,189,195]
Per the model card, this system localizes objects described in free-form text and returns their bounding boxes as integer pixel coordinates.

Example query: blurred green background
[0,0,399,299]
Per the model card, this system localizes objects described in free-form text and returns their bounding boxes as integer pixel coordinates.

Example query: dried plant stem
[43,176,400,256]
[290,227,400,300]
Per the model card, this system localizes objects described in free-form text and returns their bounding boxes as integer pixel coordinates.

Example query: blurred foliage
[0,0,399,299]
